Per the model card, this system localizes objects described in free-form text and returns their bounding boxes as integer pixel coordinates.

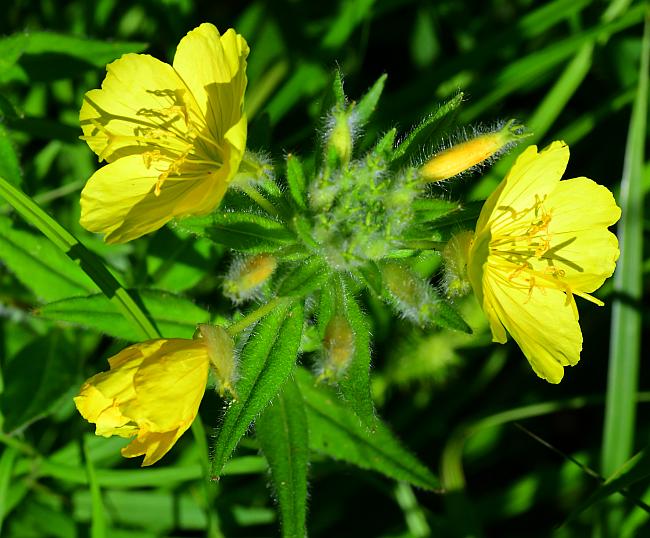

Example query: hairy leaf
[257,376,309,538]
[295,368,439,490]
[211,301,304,477]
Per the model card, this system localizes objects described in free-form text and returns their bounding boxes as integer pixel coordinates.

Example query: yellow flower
[467,141,620,383]
[79,23,249,243]
[74,338,209,465]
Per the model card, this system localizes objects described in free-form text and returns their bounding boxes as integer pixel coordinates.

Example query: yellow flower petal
[478,141,569,236]
[173,24,249,141]
[74,337,209,466]
[79,24,249,243]
[80,154,228,243]
[483,265,582,383]
[467,141,620,382]
[80,53,199,163]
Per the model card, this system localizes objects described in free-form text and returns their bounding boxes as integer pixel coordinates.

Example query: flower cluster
[74,23,621,465]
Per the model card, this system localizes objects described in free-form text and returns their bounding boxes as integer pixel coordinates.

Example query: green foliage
[256,376,309,538]
[0,0,646,536]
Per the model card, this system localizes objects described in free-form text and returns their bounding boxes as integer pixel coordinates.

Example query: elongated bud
[223,254,278,303]
[319,315,356,381]
[380,261,431,325]
[197,324,238,399]
[326,108,356,166]
[420,120,526,182]
[441,231,473,298]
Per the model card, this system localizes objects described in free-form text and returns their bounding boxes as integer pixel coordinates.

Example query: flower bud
[380,261,431,325]
[198,324,238,398]
[420,120,525,182]
[319,315,356,381]
[223,254,278,303]
[326,108,355,166]
[441,231,473,298]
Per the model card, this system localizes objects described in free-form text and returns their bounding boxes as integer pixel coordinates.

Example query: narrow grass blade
[257,376,309,538]
[601,6,649,478]
[82,437,106,538]
[600,10,649,533]
[0,176,159,339]
[0,446,17,535]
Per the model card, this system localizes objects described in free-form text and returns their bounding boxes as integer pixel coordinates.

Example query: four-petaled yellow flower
[74,338,210,466]
[79,23,249,243]
[467,141,621,383]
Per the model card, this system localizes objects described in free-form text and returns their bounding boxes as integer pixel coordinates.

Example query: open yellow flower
[74,338,209,465]
[467,141,620,383]
[79,23,249,243]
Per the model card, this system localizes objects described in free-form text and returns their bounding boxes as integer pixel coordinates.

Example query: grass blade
[0,176,160,340]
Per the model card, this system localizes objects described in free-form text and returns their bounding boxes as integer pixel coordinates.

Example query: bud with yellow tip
[198,324,238,399]
[441,230,473,298]
[319,314,356,381]
[419,120,527,182]
[223,254,278,303]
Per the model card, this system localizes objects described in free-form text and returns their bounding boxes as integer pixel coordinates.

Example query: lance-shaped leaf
[355,73,387,125]
[286,154,308,210]
[174,211,294,253]
[211,301,304,477]
[318,277,376,429]
[37,290,209,340]
[392,92,464,164]
[295,368,439,490]
[256,376,309,538]
[276,258,329,297]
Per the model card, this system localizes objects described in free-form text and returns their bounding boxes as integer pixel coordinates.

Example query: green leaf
[391,92,464,164]
[286,154,308,210]
[0,124,22,187]
[332,68,346,107]
[355,73,387,125]
[0,34,28,80]
[322,0,376,49]
[175,211,294,253]
[1,331,80,433]
[0,447,18,535]
[211,300,304,477]
[295,368,439,490]
[256,376,309,538]
[18,32,147,81]
[276,258,329,297]
[335,279,376,429]
[37,290,209,340]
[0,216,97,301]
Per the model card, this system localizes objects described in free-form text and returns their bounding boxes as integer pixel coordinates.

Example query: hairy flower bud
[198,324,238,398]
[319,315,356,381]
[441,230,473,298]
[223,254,278,303]
[420,120,526,182]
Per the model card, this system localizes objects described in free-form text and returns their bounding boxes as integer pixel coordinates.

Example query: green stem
[0,175,160,340]
[226,297,288,336]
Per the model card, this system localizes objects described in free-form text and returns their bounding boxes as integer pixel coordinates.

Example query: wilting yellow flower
[74,338,209,465]
[79,23,249,243]
[467,141,620,383]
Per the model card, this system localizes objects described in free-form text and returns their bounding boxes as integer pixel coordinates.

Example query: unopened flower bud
[319,315,356,381]
[198,324,238,398]
[441,231,473,298]
[420,120,526,182]
[223,254,278,303]
[326,108,355,165]
[380,261,431,325]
